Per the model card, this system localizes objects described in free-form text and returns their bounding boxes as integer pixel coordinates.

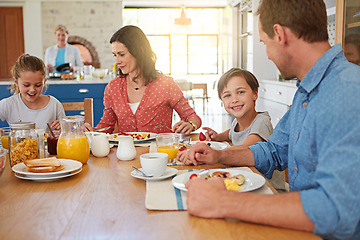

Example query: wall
[0,0,122,70]
[41,0,123,70]
[251,0,278,81]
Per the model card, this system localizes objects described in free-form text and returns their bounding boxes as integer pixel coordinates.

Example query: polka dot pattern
[96,73,201,133]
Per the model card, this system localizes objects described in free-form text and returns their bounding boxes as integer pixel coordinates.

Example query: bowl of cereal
[0,148,8,177]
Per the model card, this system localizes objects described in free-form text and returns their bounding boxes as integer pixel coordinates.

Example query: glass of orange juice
[156,133,180,164]
[0,127,10,149]
[57,116,89,164]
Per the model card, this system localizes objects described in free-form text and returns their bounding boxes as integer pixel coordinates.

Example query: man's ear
[273,24,287,45]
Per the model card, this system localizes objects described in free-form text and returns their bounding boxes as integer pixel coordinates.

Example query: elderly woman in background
[44,24,84,73]
[84,25,201,135]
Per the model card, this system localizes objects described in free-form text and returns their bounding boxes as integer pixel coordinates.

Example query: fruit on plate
[188,170,246,191]
[110,132,150,141]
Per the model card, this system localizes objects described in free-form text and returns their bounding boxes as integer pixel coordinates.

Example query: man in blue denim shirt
[185,0,360,239]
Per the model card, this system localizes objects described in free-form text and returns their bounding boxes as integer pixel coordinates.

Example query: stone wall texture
[42,1,123,71]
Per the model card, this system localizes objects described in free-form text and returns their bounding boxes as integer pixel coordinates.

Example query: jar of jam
[9,122,39,167]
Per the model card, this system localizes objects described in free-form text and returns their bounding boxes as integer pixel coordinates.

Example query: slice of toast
[24,157,60,168]
[27,165,64,173]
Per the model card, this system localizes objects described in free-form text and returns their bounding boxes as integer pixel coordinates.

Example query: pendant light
[175,7,191,25]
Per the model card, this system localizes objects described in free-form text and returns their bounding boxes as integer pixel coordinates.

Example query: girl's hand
[51,120,61,130]
[83,122,95,132]
[173,120,193,135]
[177,149,193,165]
[202,127,218,141]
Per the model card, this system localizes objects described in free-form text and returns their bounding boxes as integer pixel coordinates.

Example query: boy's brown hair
[217,68,259,99]
[256,0,328,43]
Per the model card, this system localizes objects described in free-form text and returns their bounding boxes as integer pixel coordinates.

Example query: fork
[155,125,174,132]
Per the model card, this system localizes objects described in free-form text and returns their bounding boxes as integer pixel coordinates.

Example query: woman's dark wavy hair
[110,25,157,85]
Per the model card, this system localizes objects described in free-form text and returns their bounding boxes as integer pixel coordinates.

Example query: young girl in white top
[0,54,65,132]
[178,68,286,191]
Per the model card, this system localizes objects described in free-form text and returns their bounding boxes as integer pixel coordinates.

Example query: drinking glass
[0,127,10,149]
[156,133,180,164]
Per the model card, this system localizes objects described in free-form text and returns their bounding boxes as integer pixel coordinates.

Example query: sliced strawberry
[189,174,198,179]
[178,146,186,151]
[199,132,206,141]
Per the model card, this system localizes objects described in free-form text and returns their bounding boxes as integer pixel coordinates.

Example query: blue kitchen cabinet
[0,84,11,127]
[0,82,108,128]
[45,83,107,126]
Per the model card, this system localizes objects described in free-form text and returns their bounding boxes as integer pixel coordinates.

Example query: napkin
[145,167,274,211]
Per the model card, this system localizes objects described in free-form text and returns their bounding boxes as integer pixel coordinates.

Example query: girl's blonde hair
[10,54,46,94]
[217,68,259,99]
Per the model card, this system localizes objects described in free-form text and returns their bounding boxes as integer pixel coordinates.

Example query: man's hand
[188,142,221,166]
[186,177,228,218]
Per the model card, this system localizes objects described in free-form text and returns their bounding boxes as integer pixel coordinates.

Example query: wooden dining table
[0,135,321,240]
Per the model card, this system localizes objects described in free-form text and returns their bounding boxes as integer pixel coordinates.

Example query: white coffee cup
[140,153,168,177]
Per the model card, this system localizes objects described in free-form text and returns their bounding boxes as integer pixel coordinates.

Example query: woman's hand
[51,120,61,130]
[202,127,218,141]
[46,64,53,73]
[83,123,95,132]
[172,120,193,135]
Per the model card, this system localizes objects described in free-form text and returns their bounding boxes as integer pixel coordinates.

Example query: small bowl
[92,69,108,79]
[0,148,8,177]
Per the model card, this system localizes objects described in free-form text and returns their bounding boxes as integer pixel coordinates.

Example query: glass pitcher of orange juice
[57,116,89,164]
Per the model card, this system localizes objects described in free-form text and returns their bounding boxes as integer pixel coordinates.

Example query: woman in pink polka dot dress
[84,25,201,135]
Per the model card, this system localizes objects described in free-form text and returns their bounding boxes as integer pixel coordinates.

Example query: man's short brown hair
[256,0,328,43]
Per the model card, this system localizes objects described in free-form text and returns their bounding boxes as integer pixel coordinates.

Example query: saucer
[131,167,178,181]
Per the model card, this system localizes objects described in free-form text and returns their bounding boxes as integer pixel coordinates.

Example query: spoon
[132,166,153,177]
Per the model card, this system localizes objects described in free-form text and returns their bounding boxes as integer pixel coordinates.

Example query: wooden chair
[61,98,94,127]
[175,79,195,107]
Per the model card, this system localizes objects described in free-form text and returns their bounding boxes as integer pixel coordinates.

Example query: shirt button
[303,102,308,107]
[295,167,298,172]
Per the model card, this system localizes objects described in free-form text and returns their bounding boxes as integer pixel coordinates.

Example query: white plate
[190,141,230,150]
[109,132,157,143]
[172,169,265,192]
[131,167,178,181]
[14,168,82,181]
[12,159,83,177]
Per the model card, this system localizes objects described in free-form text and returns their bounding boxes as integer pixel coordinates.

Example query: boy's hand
[176,150,193,165]
[202,127,218,141]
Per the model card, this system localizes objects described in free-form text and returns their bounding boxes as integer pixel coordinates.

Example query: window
[123,8,225,75]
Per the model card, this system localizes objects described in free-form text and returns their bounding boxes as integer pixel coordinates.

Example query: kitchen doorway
[0,7,24,81]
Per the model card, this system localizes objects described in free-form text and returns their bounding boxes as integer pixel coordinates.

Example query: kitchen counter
[0,76,113,86]
[0,77,112,127]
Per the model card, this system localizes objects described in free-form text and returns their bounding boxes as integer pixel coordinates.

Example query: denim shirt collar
[297,44,343,93]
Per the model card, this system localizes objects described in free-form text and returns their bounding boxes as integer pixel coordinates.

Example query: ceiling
[123,0,230,8]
